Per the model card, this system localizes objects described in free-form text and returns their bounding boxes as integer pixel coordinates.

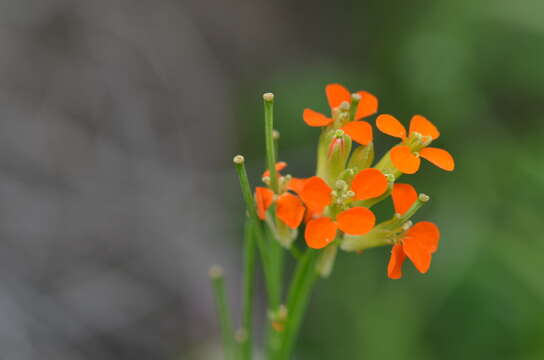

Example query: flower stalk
[212,83,454,359]
[209,265,235,360]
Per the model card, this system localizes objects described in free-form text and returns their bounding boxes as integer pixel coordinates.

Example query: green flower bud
[316,129,352,185]
[347,142,375,170]
[316,242,338,278]
[275,217,298,249]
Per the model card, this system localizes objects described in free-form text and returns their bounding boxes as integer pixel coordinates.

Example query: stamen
[351,93,361,102]
[339,101,350,111]
[335,179,347,190]
[385,173,395,182]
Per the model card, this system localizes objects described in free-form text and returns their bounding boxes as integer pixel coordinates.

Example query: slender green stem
[241,220,256,360]
[278,249,320,359]
[233,155,259,221]
[233,155,279,359]
[209,266,235,360]
[264,226,285,359]
[263,93,279,193]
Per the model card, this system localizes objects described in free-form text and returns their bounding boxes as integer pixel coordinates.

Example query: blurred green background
[233,1,544,359]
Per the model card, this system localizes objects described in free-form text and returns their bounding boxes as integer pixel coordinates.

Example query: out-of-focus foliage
[236,1,544,359]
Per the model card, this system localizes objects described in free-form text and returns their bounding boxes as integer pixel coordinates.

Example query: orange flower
[299,169,388,249]
[387,183,440,279]
[303,83,378,146]
[262,161,287,178]
[255,162,306,229]
[376,114,454,174]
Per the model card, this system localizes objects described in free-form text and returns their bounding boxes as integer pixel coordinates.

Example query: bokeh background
[0,0,543,359]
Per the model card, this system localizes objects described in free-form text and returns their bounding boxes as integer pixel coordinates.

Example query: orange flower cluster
[255,83,454,279]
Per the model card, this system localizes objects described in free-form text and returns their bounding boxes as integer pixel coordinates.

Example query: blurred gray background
[1,0,544,359]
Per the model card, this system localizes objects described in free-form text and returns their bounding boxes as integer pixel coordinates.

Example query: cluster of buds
[255,84,454,279]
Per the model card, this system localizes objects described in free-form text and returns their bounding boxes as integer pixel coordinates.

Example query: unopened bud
[346,190,355,198]
[272,129,280,140]
[316,243,338,278]
[233,155,245,164]
[348,142,375,170]
[351,93,361,102]
[339,101,350,111]
[235,328,248,343]
[278,304,288,319]
[402,220,413,231]
[208,265,224,279]
[262,176,271,185]
[419,193,430,202]
[263,92,274,102]
[334,129,345,138]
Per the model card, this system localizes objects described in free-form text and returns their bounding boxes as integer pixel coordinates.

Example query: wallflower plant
[209,84,455,360]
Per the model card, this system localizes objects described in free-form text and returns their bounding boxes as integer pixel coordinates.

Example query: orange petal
[403,237,433,274]
[262,161,288,178]
[354,90,378,120]
[341,121,373,145]
[304,207,319,223]
[255,187,274,220]
[326,83,351,109]
[387,243,406,279]
[392,183,417,215]
[420,147,455,171]
[303,108,333,127]
[404,221,440,253]
[409,115,440,140]
[376,114,406,139]
[287,177,309,194]
[350,168,388,200]
[276,193,305,229]
[299,176,332,213]
[336,207,376,235]
[305,217,337,249]
[390,146,420,174]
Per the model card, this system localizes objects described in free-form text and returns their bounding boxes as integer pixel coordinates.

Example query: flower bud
[347,142,375,170]
[316,242,338,278]
[316,129,352,185]
[275,218,298,248]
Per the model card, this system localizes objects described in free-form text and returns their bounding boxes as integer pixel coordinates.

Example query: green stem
[264,222,285,359]
[241,220,256,360]
[349,93,360,121]
[278,249,320,359]
[233,155,280,359]
[263,93,279,193]
[233,156,273,288]
[209,266,235,360]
